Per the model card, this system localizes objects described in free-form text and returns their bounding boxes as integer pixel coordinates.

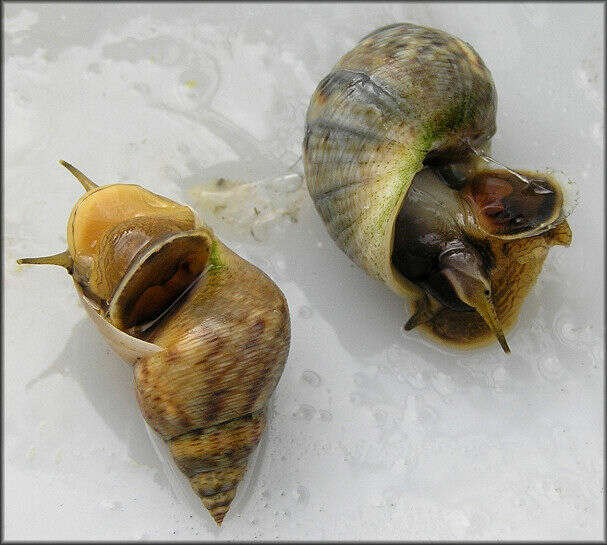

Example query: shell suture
[18,163,290,525]
[304,23,571,350]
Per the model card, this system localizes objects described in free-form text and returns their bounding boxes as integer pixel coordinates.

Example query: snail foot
[404,294,443,331]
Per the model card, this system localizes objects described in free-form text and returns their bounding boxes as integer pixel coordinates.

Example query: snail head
[394,167,512,352]
[437,245,510,353]
[18,161,213,331]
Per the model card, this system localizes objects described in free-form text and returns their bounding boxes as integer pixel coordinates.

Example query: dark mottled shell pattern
[303,23,497,296]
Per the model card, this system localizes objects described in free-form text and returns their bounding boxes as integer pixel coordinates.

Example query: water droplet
[293,485,309,505]
[301,369,321,387]
[404,396,417,423]
[369,492,384,507]
[391,457,408,474]
[298,305,312,319]
[100,500,123,511]
[492,366,507,391]
[382,486,401,507]
[292,404,316,421]
[591,343,603,366]
[406,372,426,389]
[319,409,332,422]
[537,355,564,382]
[431,372,455,395]
[349,392,363,406]
[132,82,151,95]
[553,312,595,351]
[447,509,471,536]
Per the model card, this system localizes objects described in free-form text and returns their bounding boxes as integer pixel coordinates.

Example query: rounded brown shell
[303,23,572,350]
[303,22,497,297]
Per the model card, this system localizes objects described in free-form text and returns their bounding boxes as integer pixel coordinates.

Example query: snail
[303,22,573,352]
[18,161,290,525]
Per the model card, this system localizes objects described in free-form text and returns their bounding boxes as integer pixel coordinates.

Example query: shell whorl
[20,162,291,526]
[303,23,497,296]
[134,241,290,524]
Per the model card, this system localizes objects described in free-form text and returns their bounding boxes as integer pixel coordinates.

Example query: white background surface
[3,2,604,540]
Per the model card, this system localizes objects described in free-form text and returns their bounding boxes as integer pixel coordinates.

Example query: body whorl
[303,23,497,296]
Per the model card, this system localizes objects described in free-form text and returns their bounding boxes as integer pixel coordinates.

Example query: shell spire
[134,242,289,524]
[168,410,266,525]
[18,162,291,525]
[304,23,572,351]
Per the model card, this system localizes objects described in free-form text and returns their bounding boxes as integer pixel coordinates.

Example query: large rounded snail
[303,23,573,352]
[18,161,290,525]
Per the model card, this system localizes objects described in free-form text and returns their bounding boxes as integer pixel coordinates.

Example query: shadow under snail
[303,22,574,353]
[18,161,290,525]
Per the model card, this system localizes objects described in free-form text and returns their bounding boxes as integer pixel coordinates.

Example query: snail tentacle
[18,162,290,525]
[17,250,73,271]
[304,22,572,351]
[59,160,98,191]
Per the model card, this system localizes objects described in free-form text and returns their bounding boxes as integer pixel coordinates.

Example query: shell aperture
[304,22,573,351]
[18,161,291,525]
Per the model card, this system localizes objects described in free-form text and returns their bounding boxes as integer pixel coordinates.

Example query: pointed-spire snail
[18,161,291,525]
[303,23,573,352]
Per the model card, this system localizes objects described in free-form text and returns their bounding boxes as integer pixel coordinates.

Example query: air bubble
[301,369,321,387]
[537,355,564,383]
[431,372,455,395]
[292,404,316,421]
[100,500,123,511]
[492,366,507,391]
[319,409,333,422]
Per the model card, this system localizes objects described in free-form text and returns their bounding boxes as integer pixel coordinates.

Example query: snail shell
[18,161,290,525]
[303,23,572,352]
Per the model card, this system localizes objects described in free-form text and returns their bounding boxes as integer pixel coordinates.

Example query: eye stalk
[439,249,510,354]
[59,160,99,191]
[438,245,510,353]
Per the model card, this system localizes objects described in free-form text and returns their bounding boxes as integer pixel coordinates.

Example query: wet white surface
[3,3,604,540]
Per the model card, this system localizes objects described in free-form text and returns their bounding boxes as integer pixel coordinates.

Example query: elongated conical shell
[19,164,290,525]
[303,23,497,297]
[134,240,290,524]
[170,410,266,525]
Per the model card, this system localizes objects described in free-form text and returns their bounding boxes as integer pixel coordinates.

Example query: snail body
[18,162,290,525]
[304,23,572,351]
